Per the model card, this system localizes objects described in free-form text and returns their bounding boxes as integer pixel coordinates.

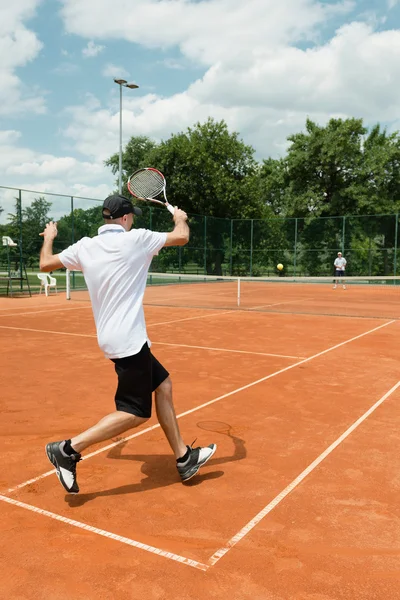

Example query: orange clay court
[0,277,400,600]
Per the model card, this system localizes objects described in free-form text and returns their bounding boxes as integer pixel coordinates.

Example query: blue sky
[1,0,400,221]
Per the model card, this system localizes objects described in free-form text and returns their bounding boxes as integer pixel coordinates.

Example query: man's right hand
[173,208,188,222]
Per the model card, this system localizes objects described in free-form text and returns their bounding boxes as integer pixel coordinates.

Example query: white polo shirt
[334,257,347,271]
[59,225,167,359]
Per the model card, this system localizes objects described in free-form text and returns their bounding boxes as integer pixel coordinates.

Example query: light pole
[114,78,139,194]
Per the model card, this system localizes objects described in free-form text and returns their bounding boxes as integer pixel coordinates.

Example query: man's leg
[153,372,217,482]
[46,346,152,494]
[46,412,148,495]
[155,377,188,459]
[71,411,148,453]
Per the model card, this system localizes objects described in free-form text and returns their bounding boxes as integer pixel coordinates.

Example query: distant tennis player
[333,251,347,289]
[39,194,216,494]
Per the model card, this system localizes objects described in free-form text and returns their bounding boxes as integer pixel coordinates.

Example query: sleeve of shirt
[58,240,83,271]
[138,229,168,256]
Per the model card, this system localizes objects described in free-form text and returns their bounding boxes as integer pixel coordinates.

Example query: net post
[237,277,241,307]
[66,269,71,300]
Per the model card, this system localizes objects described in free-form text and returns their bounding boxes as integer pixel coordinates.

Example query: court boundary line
[0,320,396,570]
[145,302,399,321]
[0,325,305,359]
[3,318,395,497]
[207,380,400,567]
[1,369,398,572]
[0,494,208,571]
[0,305,92,318]
[251,297,315,310]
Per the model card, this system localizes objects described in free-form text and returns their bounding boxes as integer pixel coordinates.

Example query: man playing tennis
[39,194,216,494]
[333,251,347,289]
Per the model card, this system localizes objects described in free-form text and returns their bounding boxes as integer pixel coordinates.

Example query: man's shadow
[66,425,246,507]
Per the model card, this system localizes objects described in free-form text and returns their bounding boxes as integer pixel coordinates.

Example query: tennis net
[66,270,400,319]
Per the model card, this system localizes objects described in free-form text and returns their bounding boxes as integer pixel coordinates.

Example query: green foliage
[7,197,52,268]
[5,117,400,277]
[56,205,103,247]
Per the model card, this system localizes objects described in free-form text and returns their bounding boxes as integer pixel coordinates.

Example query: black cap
[102,194,142,219]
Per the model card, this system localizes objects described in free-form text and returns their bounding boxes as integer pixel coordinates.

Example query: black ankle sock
[177,446,190,464]
[63,439,78,456]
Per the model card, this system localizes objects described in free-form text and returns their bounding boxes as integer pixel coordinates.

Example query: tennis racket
[127,167,175,215]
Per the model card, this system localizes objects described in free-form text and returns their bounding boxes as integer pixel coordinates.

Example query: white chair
[2,236,18,247]
[37,273,58,296]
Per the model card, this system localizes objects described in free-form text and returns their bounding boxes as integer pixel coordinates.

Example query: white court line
[0,305,92,318]
[208,380,400,567]
[3,318,395,496]
[147,310,235,327]
[0,325,95,338]
[0,494,208,571]
[0,325,304,360]
[251,297,315,310]
[153,341,305,360]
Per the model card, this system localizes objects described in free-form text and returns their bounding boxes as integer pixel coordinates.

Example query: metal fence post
[18,190,23,290]
[342,216,346,254]
[204,216,207,274]
[230,219,233,276]
[249,219,254,276]
[70,197,75,243]
[394,213,398,276]
[294,218,298,276]
[70,196,75,290]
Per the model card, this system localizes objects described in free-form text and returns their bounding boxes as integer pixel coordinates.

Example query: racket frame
[127,167,175,214]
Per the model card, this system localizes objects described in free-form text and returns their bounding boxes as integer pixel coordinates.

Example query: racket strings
[129,170,164,199]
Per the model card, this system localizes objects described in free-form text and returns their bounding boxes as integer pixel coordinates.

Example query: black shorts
[335,270,345,277]
[111,343,169,418]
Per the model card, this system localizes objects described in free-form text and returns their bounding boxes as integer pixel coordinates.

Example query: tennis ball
[277,263,284,271]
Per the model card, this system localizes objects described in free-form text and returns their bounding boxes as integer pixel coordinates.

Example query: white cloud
[60,0,354,65]
[53,61,80,74]
[102,62,129,78]
[0,1,46,115]
[0,131,114,223]
[159,58,186,70]
[82,40,105,57]
[54,1,400,164]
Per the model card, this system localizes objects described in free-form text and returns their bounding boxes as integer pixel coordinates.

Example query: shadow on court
[66,429,246,508]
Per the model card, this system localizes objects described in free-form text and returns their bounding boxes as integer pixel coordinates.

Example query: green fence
[0,185,399,278]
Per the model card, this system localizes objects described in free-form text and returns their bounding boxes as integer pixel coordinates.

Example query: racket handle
[167,204,175,215]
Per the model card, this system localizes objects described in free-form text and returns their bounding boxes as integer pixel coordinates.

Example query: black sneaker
[45,441,81,494]
[177,443,217,482]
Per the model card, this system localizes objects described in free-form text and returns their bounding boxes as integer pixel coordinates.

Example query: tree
[56,205,103,248]
[8,197,52,268]
[106,118,267,274]
[105,136,158,185]
[258,118,400,274]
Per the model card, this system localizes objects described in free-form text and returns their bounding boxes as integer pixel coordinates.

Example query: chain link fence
[1,186,399,281]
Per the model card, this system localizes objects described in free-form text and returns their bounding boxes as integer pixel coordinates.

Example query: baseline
[0,494,208,571]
